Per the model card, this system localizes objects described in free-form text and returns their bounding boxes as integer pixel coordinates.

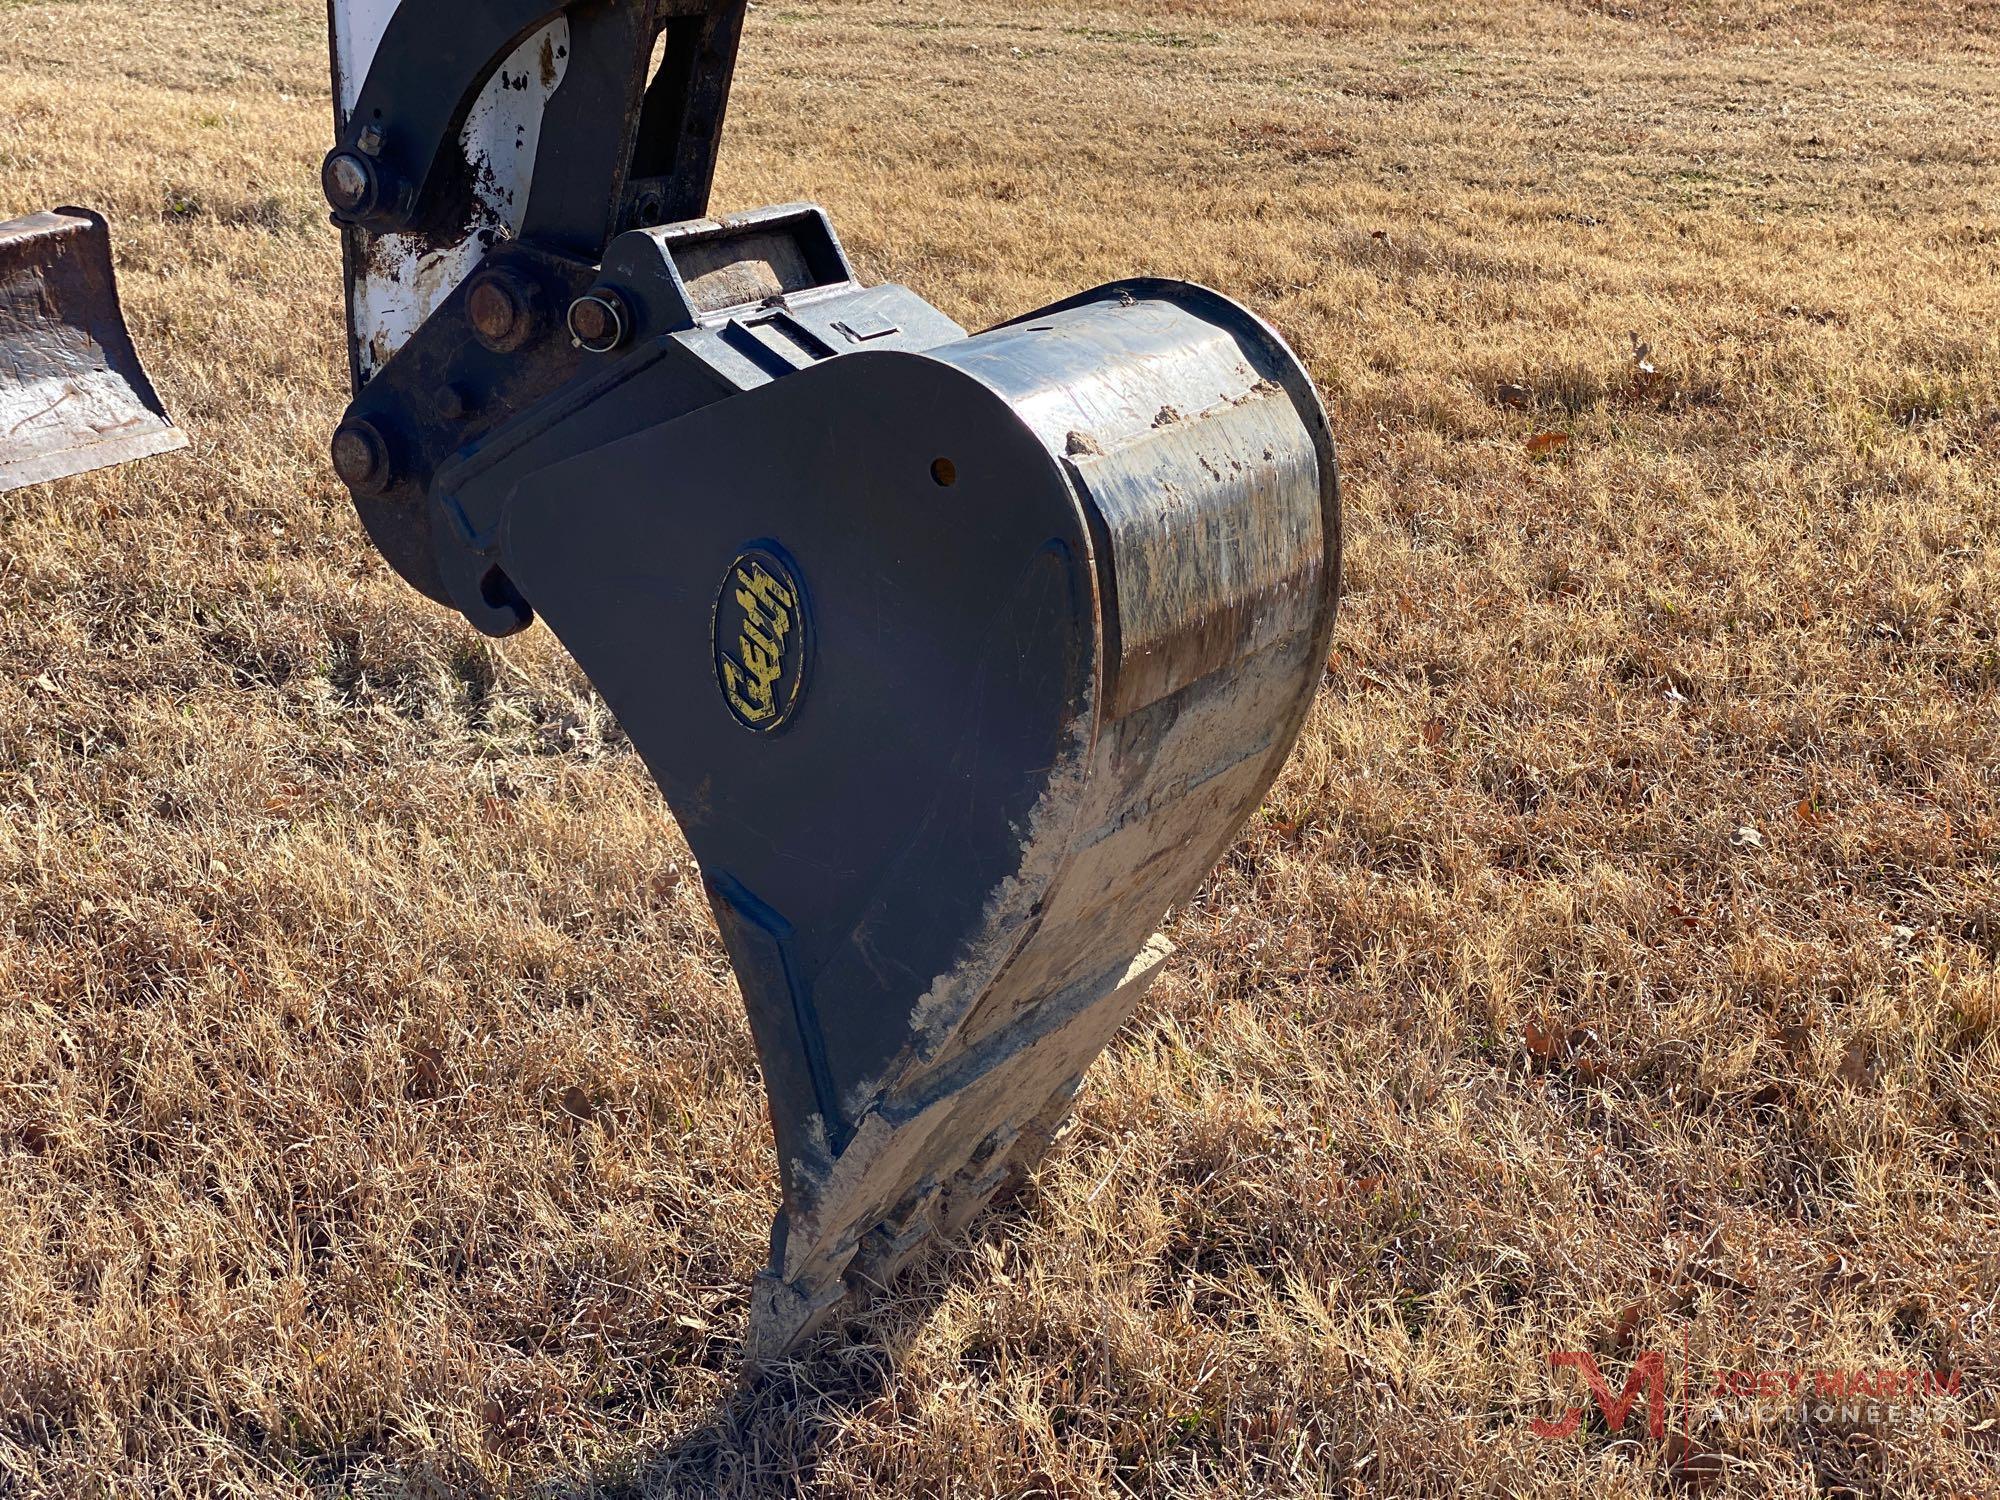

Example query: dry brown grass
[2,0,1998,1494]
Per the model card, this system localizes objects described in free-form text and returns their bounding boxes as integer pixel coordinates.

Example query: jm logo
[1531,1352,1669,1441]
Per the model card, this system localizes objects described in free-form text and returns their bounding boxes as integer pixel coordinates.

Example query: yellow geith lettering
[722,657,776,721]
[722,561,796,725]
[737,567,794,628]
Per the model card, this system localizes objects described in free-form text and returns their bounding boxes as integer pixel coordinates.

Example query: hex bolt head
[465,268,542,354]
[330,419,393,497]
[567,289,630,355]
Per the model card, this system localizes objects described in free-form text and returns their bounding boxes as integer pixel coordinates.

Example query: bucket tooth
[0,208,186,494]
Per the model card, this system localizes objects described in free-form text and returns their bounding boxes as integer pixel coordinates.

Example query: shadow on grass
[337,1320,918,1500]
[540,1220,1017,1500]
[600,1341,902,1499]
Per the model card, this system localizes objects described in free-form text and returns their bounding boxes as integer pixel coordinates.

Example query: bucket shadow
[545,1213,1022,1499]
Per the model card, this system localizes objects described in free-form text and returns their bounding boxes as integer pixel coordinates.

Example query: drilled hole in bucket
[931,458,958,488]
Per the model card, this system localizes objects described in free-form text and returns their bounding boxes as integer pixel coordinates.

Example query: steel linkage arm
[326,0,744,251]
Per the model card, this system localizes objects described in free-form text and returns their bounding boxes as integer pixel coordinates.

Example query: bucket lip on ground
[0,203,188,495]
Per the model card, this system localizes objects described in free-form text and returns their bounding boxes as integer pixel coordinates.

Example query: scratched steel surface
[0,209,186,495]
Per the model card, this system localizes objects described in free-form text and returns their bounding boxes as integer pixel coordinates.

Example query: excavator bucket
[322,0,1340,1363]
[0,208,185,493]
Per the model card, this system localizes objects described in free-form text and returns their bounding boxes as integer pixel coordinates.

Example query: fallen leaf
[1838,1036,1876,1089]
[1572,1052,1614,1085]
[1665,1434,1727,1492]
[1522,1020,1561,1061]
[1526,431,1570,457]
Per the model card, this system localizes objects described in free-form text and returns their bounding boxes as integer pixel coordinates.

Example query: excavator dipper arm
[324,0,1341,1363]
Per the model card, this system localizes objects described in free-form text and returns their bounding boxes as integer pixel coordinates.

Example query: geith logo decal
[714,548,808,732]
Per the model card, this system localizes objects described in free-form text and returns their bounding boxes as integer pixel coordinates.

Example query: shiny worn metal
[0,208,186,494]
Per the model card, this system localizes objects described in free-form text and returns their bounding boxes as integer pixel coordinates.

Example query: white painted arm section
[328,0,569,383]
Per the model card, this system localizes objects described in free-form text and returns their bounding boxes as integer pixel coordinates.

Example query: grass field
[2,0,1998,1494]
